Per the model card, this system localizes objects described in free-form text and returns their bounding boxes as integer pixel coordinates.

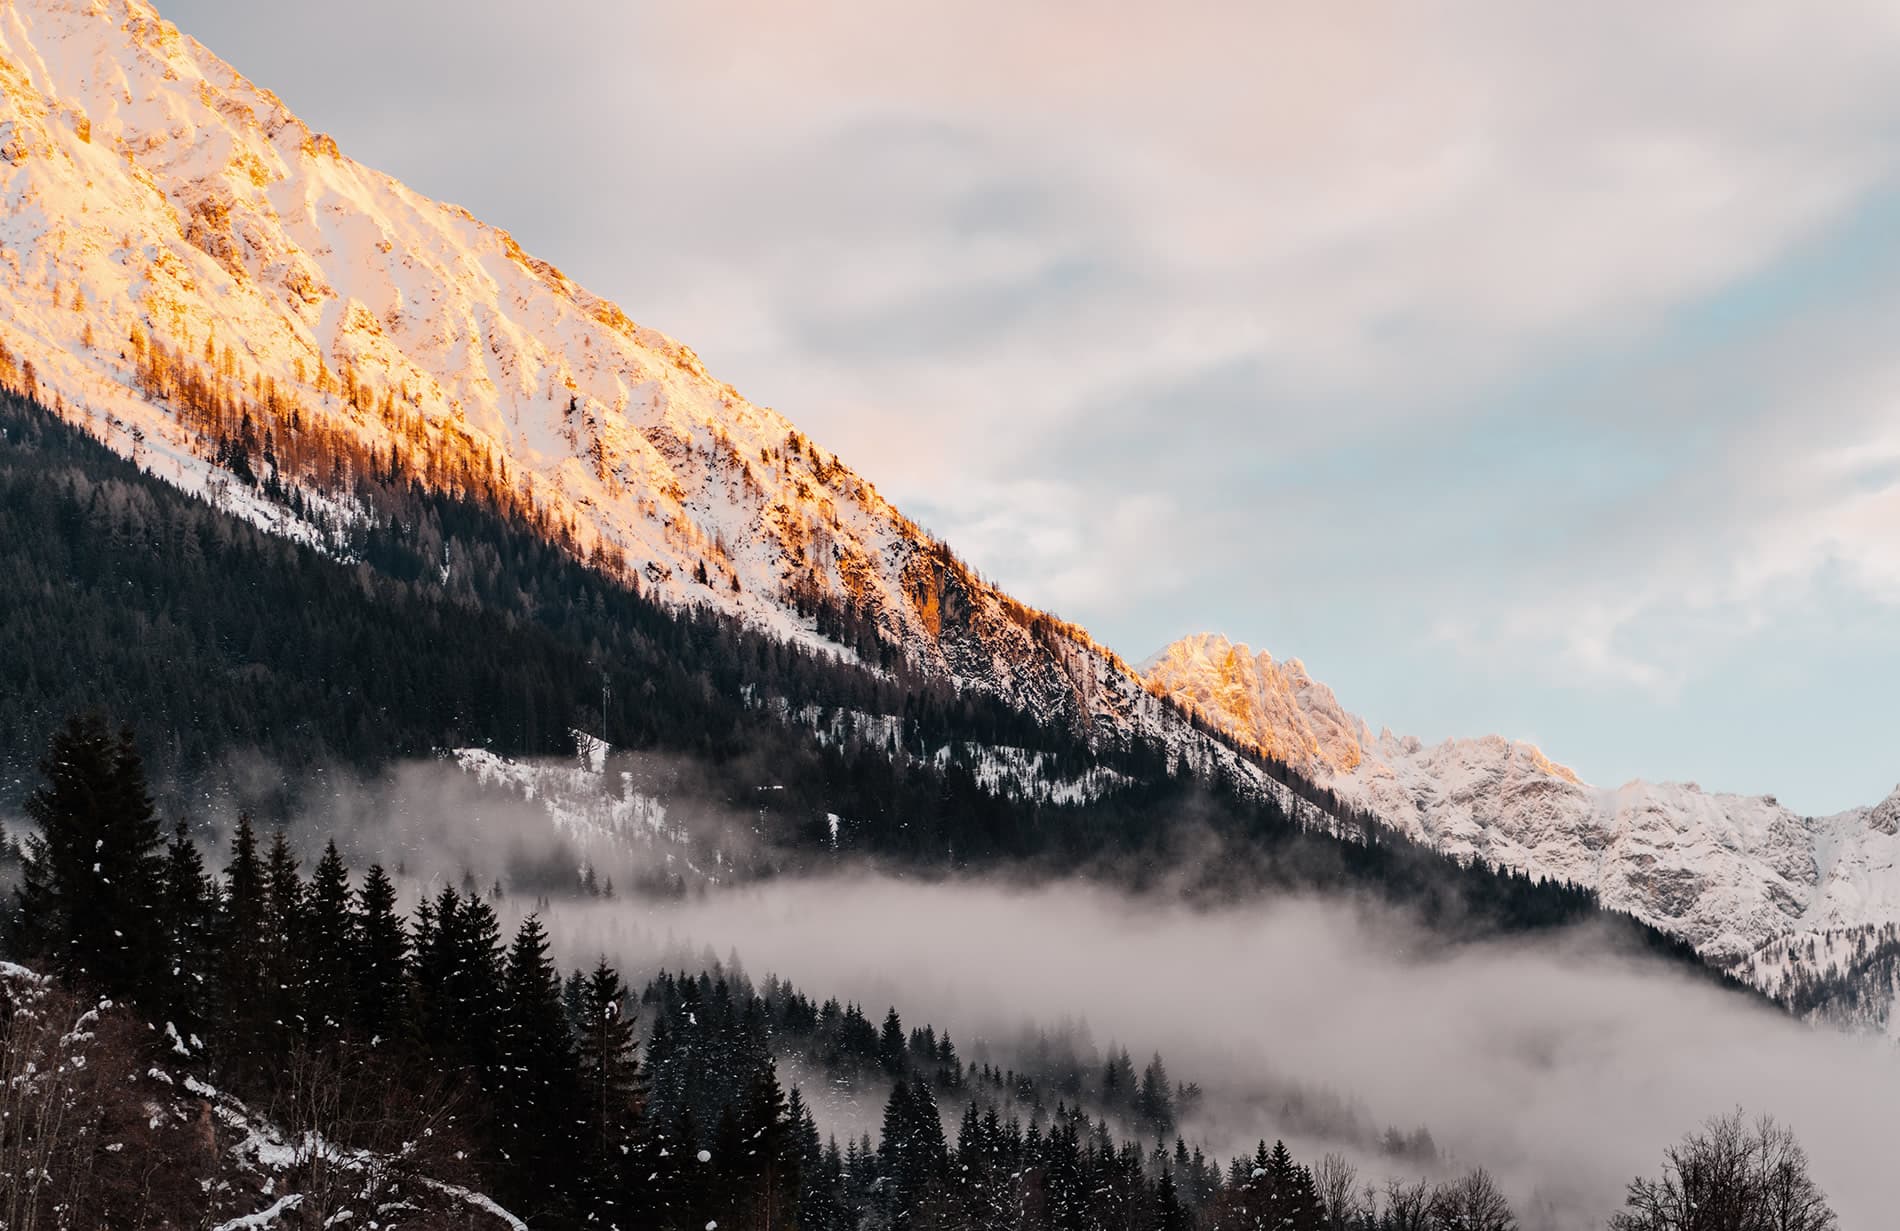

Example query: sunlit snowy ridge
[0,0,1333,831]
[1146,633,1900,1026]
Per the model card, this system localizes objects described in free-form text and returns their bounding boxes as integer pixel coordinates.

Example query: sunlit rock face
[1141,633,1368,776]
[1146,635,1900,980]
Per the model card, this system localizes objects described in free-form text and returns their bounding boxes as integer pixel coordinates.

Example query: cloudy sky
[163,2,1900,814]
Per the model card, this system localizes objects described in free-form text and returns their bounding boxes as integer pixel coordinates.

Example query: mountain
[0,1,1770,991]
[0,0,1321,813]
[1144,633,1900,1019]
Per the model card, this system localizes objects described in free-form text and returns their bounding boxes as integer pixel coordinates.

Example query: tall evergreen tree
[413,885,504,1076]
[878,1078,948,1229]
[351,862,408,1043]
[217,813,272,1077]
[262,830,306,1040]
[15,715,167,1001]
[732,1063,798,1231]
[495,916,580,1217]
[1157,1165,1192,1231]
[156,816,216,1040]
[1137,1052,1176,1137]
[302,840,354,1038]
[878,1005,908,1076]
[574,959,648,1226]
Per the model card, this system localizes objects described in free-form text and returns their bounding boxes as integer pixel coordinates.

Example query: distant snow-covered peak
[1143,632,1900,975]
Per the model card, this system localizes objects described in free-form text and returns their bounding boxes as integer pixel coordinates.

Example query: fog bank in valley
[527,875,1897,1229]
[157,753,1895,1228]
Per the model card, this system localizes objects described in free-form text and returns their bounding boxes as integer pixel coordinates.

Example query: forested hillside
[0,388,1750,962]
[6,716,1829,1230]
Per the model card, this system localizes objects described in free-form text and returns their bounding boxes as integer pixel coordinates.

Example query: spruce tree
[575,959,648,1225]
[576,959,643,1150]
[262,830,306,1040]
[789,1088,834,1231]
[1137,1052,1175,1137]
[878,1005,907,1075]
[303,840,354,1038]
[217,813,271,1076]
[455,892,506,1076]
[156,816,216,1041]
[1157,1165,1192,1231]
[351,863,408,1044]
[496,916,580,1216]
[15,715,167,1002]
[878,1080,919,1230]
[734,1064,797,1231]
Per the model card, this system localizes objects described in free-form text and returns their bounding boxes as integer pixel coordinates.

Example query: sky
[159,1,1900,814]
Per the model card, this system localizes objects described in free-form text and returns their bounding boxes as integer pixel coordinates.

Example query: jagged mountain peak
[1864,784,1900,835]
[1143,631,1900,984]
[1142,632,1365,774]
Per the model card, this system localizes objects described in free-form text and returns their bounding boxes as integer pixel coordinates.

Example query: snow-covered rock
[1146,633,1900,985]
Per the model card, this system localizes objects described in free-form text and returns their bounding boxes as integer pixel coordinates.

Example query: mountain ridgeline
[0,384,1741,967]
[0,0,1784,970]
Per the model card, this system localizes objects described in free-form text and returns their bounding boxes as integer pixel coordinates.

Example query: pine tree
[216,814,271,1079]
[456,892,506,1075]
[878,1080,920,1230]
[156,816,216,1041]
[302,840,354,1038]
[351,863,408,1043]
[1137,1052,1176,1137]
[789,1088,836,1231]
[574,959,647,1225]
[413,885,504,1076]
[262,830,306,1039]
[734,1063,797,1231]
[15,715,167,1002]
[878,1005,907,1075]
[1157,1165,1192,1231]
[878,1078,948,1229]
[496,916,580,1219]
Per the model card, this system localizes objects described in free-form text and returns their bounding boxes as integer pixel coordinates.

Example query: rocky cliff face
[1146,633,1900,999]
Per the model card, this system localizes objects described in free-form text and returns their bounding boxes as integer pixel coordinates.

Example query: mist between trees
[496,874,1888,1228]
[4,737,1885,1229]
[187,749,1893,1230]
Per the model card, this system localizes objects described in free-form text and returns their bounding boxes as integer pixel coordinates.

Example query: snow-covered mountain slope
[1740,923,1900,1035]
[1144,633,1900,979]
[0,0,1307,807]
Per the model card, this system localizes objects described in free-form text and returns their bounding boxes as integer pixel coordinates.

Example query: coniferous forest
[0,713,1498,1229]
[1,715,1840,1229]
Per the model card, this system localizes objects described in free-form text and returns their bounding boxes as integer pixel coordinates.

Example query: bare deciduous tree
[1382,1176,1438,1231]
[1610,1109,1836,1231]
[1314,1152,1363,1231]
[1432,1167,1516,1231]
[0,969,206,1229]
